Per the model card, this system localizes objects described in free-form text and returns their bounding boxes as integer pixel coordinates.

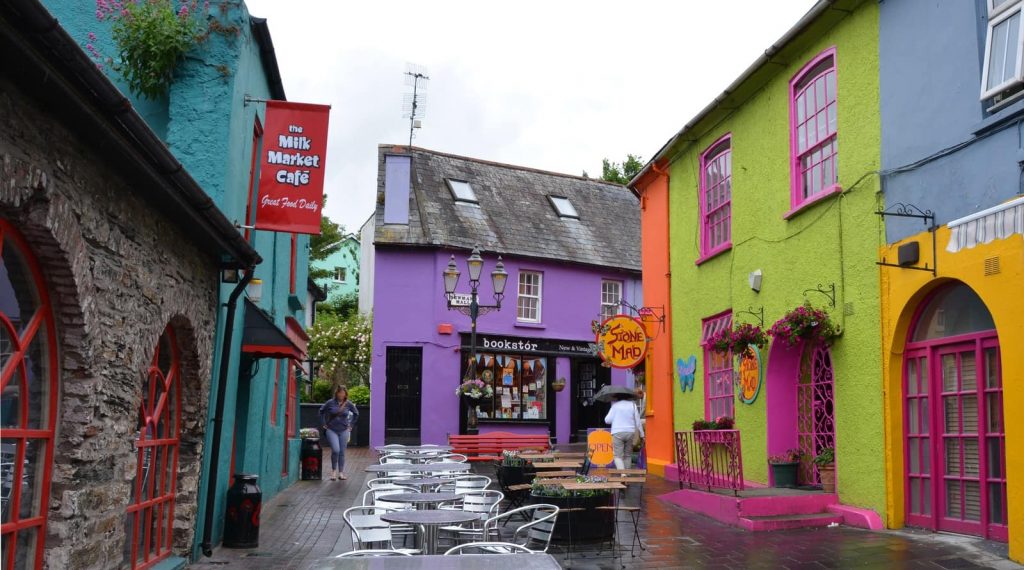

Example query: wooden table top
[534,470,577,477]
[560,482,626,491]
[600,468,647,475]
[532,461,581,469]
[533,478,575,485]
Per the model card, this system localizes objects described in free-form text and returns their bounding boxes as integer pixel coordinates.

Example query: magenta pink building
[364,146,641,446]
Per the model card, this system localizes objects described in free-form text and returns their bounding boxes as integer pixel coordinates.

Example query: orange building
[630,160,674,475]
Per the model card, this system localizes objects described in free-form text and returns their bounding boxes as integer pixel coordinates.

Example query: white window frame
[981,0,1024,100]
[333,267,346,283]
[600,280,622,320]
[517,271,543,323]
[446,179,478,203]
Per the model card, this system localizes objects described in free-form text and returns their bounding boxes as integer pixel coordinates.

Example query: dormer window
[447,179,478,203]
[549,196,579,219]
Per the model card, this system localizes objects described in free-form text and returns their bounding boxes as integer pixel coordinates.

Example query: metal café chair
[342,506,420,554]
[336,549,414,557]
[438,489,505,546]
[437,474,490,494]
[428,452,469,463]
[597,478,647,556]
[444,542,533,555]
[362,486,419,546]
[481,504,559,553]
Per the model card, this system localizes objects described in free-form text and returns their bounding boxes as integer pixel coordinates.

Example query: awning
[947,196,1024,253]
[242,299,305,360]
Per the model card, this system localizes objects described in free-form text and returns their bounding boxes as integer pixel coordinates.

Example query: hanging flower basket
[707,323,769,355]
[768,303,839,347]
[455,378,494,400]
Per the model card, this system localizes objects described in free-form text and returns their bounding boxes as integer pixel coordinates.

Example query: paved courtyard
[194,447,1020,569]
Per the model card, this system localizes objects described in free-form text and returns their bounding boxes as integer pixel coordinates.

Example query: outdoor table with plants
[529,475,617,542]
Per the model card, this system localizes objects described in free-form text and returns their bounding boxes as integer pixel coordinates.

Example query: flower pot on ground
[497,450,535,486]
[769,449,803,488]
[813,447,836,493]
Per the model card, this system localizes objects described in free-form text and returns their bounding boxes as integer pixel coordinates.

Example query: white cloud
[245,0,817,232]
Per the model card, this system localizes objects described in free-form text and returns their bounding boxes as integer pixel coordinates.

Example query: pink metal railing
[675,430,745,495]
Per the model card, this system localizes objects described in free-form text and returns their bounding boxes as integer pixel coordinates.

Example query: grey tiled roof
[373,145,640,272]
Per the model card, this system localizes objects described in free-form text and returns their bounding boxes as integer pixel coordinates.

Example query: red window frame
[697,134,732,263]
[243,118,264,243]
[701,311,734,420]
[270,360,281,426]
[787,48,839,218]
[0,221,59,570]
[125,325,182,569]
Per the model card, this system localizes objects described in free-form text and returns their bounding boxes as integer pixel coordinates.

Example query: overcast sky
[245,0,817,233]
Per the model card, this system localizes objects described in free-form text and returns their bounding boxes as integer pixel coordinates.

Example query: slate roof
[373,145,640,272]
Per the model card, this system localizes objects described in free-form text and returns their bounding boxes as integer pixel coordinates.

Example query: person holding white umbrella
[597,385,644,469]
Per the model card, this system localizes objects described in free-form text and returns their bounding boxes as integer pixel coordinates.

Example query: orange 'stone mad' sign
[596,315,649,369]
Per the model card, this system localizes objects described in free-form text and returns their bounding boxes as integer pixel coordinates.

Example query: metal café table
[381,453,447,464]
[386,492,459,510]
[309,553,562,569]
[364,462,471,475]
[375,445,453,452]
[399,477,447,492]
[379,509,479,555]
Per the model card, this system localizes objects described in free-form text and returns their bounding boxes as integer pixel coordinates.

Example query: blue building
[878,0,1022,557]
[26,1,320,566]
[312,234,361,303]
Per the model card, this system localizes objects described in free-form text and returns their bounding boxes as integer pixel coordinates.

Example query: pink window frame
[696,134,732,264]
[786,47,841,219]
[701,310,734,420]
[0,221,59,570]
[901,286,1006,542]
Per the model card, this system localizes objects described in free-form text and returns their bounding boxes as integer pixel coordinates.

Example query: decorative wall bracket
[734,306,764,328]
[803,282,836,308]
[875,202,937,276]
[619,300,666,334]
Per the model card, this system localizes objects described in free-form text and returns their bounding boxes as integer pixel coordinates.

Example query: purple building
[364,146,641,446]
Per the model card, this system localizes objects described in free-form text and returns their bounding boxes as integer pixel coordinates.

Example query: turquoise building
[40,1,316,563]
[313,234,361,303]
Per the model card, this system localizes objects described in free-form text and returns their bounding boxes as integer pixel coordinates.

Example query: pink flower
[88,32,97,41]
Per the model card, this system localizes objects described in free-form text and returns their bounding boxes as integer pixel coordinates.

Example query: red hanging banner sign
[254,100,331,235]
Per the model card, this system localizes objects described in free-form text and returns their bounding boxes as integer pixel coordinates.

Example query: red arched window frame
[125,325,181,569]
[0,220,59,570]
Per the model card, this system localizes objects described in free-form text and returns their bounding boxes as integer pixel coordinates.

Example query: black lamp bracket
[875,202,938,277]
[734,306,765,328]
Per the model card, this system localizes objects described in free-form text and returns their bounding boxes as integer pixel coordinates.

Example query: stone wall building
[1,2,260,568]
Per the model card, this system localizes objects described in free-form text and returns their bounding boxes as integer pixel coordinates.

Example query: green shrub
[311,379,334,403]
[348,385,370,405]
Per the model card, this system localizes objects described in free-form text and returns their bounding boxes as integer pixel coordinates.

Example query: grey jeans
[611,431,634,469]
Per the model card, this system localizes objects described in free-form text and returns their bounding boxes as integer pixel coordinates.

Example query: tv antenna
[402,63,429,146]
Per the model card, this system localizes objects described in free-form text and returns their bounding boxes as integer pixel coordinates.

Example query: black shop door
[385,346,422,445]
[571,359,611,442]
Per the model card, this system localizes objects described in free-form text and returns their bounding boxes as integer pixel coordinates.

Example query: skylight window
[549,196,579,219]
[447,179,478,203]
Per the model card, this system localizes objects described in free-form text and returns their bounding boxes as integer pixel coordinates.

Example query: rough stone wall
[0,77,219,569]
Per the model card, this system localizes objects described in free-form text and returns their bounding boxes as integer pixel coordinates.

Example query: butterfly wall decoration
[677,355,696,392]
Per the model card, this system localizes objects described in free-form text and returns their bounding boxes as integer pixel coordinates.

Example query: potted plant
[768,303,839,346]
[529,475,614,542]
[692,418,715,431]
[455,378,494,430]
[706,327,733,354]
[551,377,566,392]
[713,416,735,430]
[768,448,803,488]
[496,450,534,486]
[813,447,836,493]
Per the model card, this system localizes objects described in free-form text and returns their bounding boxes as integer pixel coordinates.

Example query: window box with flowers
[767,303,839,347]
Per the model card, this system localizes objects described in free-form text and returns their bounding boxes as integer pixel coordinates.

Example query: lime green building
[631,0,886,527]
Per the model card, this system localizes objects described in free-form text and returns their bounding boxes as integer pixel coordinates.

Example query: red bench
[448,432,550,462]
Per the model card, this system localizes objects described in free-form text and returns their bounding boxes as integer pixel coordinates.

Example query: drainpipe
[201,268,254,557]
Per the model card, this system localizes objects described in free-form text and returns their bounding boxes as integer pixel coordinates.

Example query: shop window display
[465,353,548,420]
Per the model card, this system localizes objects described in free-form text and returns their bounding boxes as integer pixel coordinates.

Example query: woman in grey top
[319,386,358,480]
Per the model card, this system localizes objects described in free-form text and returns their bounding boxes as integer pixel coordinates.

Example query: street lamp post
[443,247,507,430]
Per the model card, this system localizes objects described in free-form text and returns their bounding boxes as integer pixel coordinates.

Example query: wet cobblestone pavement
[195,447,1020,569]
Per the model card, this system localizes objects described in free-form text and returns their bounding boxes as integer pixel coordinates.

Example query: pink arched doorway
[765,339,836,487]
[903,282,1006,541]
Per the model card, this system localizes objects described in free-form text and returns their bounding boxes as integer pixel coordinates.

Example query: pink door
[903,335,1006,540]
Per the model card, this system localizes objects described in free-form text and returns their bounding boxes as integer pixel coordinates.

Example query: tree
[318,291,359,320]
[600,154,645,185]
[309,312,372,387]
[310,194,345,280]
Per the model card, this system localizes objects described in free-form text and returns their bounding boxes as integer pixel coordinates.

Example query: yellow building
[879,198,1023,557]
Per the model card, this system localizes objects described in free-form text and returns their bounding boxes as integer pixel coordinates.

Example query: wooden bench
[447,431,550,462]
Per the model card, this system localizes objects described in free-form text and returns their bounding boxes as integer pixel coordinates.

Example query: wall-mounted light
[221,268,240,283]
[247,278,263,303]
[748,269,763,293]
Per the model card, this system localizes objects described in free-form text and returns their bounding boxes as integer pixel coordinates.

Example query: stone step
[738,512,843,531]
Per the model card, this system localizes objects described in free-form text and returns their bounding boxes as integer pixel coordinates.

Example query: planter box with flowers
[768,303,839,347]
[529,475,614,542]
